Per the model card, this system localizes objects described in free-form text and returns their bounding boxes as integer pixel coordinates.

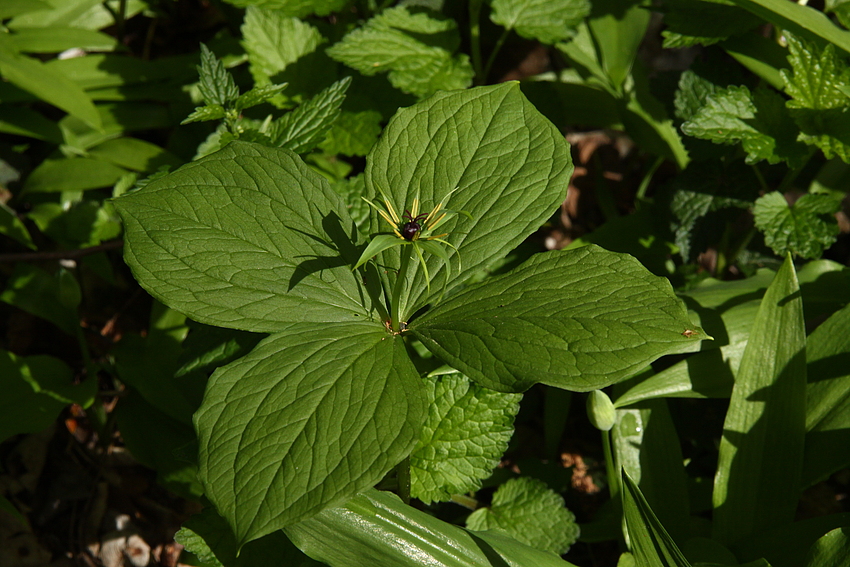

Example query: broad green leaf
[326,6,473,98]
[803,527,850,567]
[782,34,850,162]
[410,246,705,393]
[195,322,427,545]
[220,0,348,16]
[175,506,316,567]
[0,201,36,249]
[0,350,93,442]
[87,137,183,172]
[621,470,692,567]
[730,0,850,56]
[7,26,119,53]
[113,141,375,333]
[410,373,521,504]
[319,110,382,157]
[366,82,572,321]
[490,0,589,45]
[587,0,650,91]
[681,85,809,167]
[242,7,324,88]
[269,76,350,153]
[466,477,580,555]
[285,488,581,567]
[753,191,841,259]
[197,43,239,107]
[0,43,100,130]
[613,400,690,545]
[712,255,806,545]
[0,263,79,336]
[803,303,850,486]
[24,156,128,193]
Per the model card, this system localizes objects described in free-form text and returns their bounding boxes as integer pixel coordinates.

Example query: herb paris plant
[113,83,706,547]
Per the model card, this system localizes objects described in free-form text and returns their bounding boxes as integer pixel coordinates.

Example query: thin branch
[0,240,123,263]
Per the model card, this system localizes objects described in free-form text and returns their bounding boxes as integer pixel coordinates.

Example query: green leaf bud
[586,390,616,431]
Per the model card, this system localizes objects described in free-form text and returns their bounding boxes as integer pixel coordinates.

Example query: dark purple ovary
[401,221,420,240]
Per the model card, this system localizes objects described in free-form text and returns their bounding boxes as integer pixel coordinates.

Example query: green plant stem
[391,244,413,332]
[396,456,411,505]
[450,493,479,510]
[469,0,484,84]
[635,156,664,202]
[602,429,619,500]
[482,28,510,83]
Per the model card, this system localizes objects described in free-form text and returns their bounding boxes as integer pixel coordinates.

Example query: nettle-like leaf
[783,34,850,162]
[466,477,580,555]
[490,0,589,45]
[410,373,521,504]
[195,322,426,545]
[660,0,762,49]
[268,76,350,153]
[753,191,840,259]
[366,82,573,321]
[197,44,239,107]
[409,246,706,393]
[242,6,324,88]
[326,5,473,98]
[681,85,810,167]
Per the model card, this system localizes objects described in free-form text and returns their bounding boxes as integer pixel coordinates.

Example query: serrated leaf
[233,83,287,112]
[112,141,376,333]
[195,321,427,545]
[285,488,581,567]
[753,191,840,259]
[326,6,472,98]
[197,43,240,107]
[410,246,706,393]
[242,7,324,88]
[319,110,382,157]
[409,373,521,504]
[712,255,806,545]
[490,0,589,44]
[466,477,580,555]
[366,82,572,321]
[269,76,350,153]
[783,34,850,162]
[682,85,810,167]
[182,104,228,125]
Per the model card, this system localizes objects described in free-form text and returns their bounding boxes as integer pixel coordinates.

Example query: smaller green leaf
[221,0,349,17]
[181,103,227,125]
[354,234,406,270]
[660,0,762,48]
[0,263,79,336]
[466,477,580,555]
[621,469,692,567]
[0,0,50,19]
[87,137,183,172]
[242,7,324,88]
[409,373,521,504]
[0,105,63,142]
[753,191,840,259]
[681,85,810,167]
[490,0,589,44]
[0,201,35,249]
[269,76,351,153]
[197,43,239,107]
[24,156,128,193]
[233,83,288,112]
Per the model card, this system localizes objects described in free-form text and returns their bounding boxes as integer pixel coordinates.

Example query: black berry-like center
[402,221,420,240]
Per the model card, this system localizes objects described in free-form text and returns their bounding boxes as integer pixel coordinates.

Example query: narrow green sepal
[354,234,407,270]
